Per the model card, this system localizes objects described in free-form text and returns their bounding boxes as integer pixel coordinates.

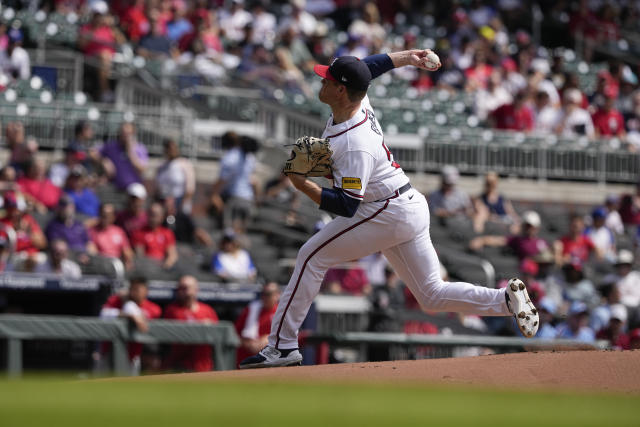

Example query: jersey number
[382,141,401,169]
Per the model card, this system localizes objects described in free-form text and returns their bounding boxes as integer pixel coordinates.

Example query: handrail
[0,314,240,377]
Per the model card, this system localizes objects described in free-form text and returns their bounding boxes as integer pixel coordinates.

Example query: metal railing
[306,331,610,362]
[0,315,240,377]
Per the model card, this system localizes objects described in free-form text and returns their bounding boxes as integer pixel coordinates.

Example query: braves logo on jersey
[366,108,381,136]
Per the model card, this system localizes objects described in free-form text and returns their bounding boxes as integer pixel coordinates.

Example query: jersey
[323,96,409,203]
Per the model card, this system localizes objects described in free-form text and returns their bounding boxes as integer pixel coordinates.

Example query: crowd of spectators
[424,164,640,349]
[0,119,262,285]
[2,1,639,149]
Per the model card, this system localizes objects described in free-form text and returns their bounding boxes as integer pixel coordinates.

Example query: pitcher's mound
[141,350,640,393]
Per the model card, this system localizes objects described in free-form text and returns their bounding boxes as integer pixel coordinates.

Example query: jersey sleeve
[330,150,375,200]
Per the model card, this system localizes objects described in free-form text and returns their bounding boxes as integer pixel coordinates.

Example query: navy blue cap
[314,56,372,91]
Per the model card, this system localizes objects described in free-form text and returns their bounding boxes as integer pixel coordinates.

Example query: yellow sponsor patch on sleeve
[342,177,362,190]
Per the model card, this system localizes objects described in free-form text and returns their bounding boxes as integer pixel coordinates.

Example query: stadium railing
[0,314,240,377]
[305,331,610,362]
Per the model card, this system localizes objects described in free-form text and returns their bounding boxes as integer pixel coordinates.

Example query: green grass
[0,378,638,427]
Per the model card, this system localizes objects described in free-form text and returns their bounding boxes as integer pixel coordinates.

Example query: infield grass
[0,377,638,427]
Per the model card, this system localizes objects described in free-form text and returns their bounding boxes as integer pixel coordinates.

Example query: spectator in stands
[473,70,512,122]
[155,139,196,214]
[556,88,595,139]
[532,90,562,134]
[607,249,640,312]
[0,191,46,262]
[166,3,193,44]
[590,281,622,332]
[100,276,162,373]
[428,165,473,220]
[45,195,90,255]
[472,171,519,233]
[234,281,281,367]
[464,50,493,91]
[559,258,599,308]
[137,16,176,59]
[250,2,277,46]
[161,196,212,248]
[618,182,640,226]
[533,249,564,310]
[119,0,150,43]
[369,266,405,336]
[278,0,317,38]
[18,158,62,213]
[219,0,252,43]
[347,2,386,50]
[553,214,602,266]
[132,201,178,271]
[116,183,148,238]
[0,28,30,80]
[69,121,102,177]
[35,239,82,278]
[596,304,630,350]
[64,165,100,218]
[470,210,551,260]
[534,297,558,339]
[555,301,595,342]
[5,122,37,177]
[88,203,135,271]
[322,260,371,296]
[592,90,626,139]
[489,90,534,132]
[163,275,219,372]
[604,194,624,235]
[584,207,616,262]
[210,230,256,283]
[49,144,87,189]
[100,122,148,191]
[277,26,315,73]
[209,132,259,233]
[77,2,125,102]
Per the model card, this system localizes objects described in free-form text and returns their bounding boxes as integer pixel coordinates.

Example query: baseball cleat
[239,346,303,369]
[505,278,539,338]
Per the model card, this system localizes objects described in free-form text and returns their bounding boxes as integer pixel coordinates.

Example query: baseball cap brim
[313,64,336,81]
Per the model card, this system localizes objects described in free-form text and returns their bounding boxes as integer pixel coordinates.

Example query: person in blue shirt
[209,132,259,233]
[64,165,100,218]
[555,301,595,342]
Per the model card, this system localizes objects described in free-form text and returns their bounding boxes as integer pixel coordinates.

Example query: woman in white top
[155,139,196,214]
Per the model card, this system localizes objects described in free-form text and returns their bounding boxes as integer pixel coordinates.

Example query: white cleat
[239,346,303,369]
[506,278,539,338]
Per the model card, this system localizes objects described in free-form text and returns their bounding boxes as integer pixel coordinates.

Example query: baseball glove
[283,136,333,177]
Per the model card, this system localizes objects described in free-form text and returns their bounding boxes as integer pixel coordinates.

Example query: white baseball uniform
[269,96,511,350]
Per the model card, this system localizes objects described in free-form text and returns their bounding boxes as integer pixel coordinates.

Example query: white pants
[268,188,510,349]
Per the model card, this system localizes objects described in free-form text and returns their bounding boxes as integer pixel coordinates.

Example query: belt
[375,183,412,202]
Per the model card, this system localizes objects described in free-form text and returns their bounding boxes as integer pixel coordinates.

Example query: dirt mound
[141,350,640,393]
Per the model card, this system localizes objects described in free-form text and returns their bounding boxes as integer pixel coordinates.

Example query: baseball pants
[269,188,511,350]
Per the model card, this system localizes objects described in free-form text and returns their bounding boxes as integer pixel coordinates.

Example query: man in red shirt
[88,203,134,270]
[163,275,219,372]
[0,191,47,257]
[99,276,162,373]
[234,282,281,366]
[489,91,534,132]
[17,158,61,212]
[554,214,602,265]
[131,201,178,270]
[592,91,625,138]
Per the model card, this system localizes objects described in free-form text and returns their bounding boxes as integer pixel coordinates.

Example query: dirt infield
[140,350,640,393]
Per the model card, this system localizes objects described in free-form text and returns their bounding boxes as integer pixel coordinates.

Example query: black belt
[375,183,412,202]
